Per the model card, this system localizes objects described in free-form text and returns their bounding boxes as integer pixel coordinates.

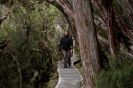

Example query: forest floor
[55,56,83,88]
[44,72,58,88]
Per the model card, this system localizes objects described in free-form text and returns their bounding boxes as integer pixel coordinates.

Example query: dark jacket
[59,35,73,51]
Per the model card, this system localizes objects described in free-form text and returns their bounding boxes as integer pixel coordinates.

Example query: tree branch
[0,10,9,25]
[0,39,12,58]
[12,55,22,88]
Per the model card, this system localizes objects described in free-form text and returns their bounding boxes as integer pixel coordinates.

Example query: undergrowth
[95,51,133,88]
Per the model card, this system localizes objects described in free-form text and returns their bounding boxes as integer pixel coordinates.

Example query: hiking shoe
[64,66,67,68]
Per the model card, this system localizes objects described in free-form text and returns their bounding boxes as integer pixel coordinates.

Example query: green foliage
[95,51,133,88]
[74,47,80,57]
[77,80,84,87]
[0,1,62,88]
[92,5,101,18]
[99,29,108,39]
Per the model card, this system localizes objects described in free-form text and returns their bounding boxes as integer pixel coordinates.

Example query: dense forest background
[0,0,133,88]
[0,1,67,88]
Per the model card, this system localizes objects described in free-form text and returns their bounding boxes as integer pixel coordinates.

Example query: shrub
[95,51,133,88]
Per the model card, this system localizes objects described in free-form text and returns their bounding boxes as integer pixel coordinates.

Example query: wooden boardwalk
[55,56,83,88]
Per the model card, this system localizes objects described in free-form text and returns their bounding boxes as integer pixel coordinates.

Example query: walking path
[55,56,83,88]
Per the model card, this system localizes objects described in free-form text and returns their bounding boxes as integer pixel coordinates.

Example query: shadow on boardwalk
[55,56,83,88]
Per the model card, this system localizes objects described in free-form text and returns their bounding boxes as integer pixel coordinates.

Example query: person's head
[64,30,69,36]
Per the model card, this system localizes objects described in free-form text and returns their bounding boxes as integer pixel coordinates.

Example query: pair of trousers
[62,50,71,67]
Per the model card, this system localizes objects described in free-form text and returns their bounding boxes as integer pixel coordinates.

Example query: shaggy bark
[72,0,101,88]
[106,5,117,55]
[117,0,133,29]
[94,14,107,30]
[93,0,118,55]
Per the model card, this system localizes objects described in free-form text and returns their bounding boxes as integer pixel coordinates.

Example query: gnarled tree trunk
[72,0,101,88]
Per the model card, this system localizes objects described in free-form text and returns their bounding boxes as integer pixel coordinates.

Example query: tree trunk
[106,5,117,55]
[46,0,79,45]
[72,0,101,88]
[117,0,133,29]
[92,0,119,56]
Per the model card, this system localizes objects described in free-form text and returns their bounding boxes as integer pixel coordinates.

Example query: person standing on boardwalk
[59,30,73,68]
